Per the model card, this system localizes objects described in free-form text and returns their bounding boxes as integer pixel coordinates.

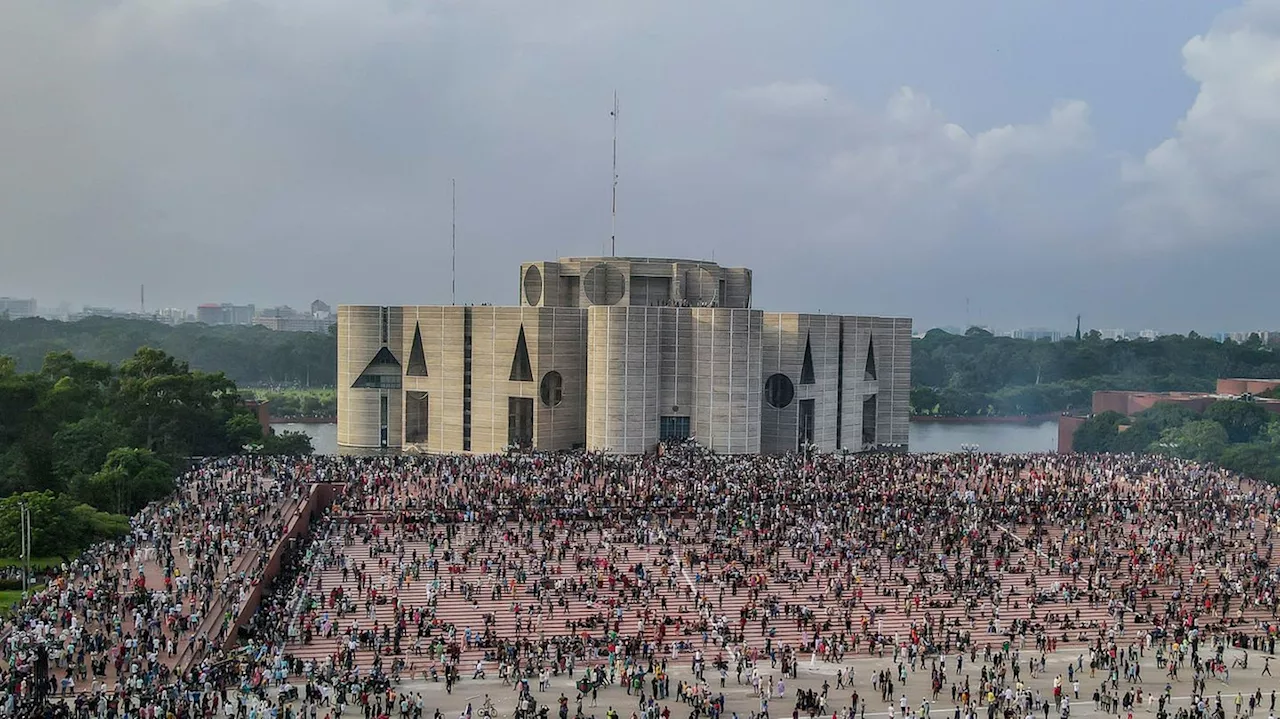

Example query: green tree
[1111,402,1201,453]
[115,348,243,459]
[1154,420,1229,463]
[1218,442,1280,483]
[1204,400,1272,444]
[69,503,131,542]
[0,316,338,385]
[0,492,86,560]
[84,448,174,515]
[260,430,314,456]
[1110,421,1161,453]
[910,326,1280,417]
[1072,411,1127,452]
[1132,402,1201,432]
[300,395,324,416]
[910,387,941,415]
[225,412,266,451]
[52,414,128,485]
[0,347,270,559]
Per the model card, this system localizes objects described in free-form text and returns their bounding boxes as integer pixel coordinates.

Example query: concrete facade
[338,256,910,455]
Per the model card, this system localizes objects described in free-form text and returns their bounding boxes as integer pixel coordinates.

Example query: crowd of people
[0,457,312,717]
[0,447,1277,719]
[318,447,1280,650]
[251,448,1280,718]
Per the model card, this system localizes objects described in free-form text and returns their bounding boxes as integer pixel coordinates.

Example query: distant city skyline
[6,291,1275,343]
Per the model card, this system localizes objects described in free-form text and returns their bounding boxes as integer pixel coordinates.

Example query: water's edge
[273,420,1060,456]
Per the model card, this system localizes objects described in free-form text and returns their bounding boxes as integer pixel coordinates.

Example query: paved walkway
[243,645,1280,719]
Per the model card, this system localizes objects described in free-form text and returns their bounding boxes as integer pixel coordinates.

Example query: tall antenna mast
[451,178,457,306]
[611,91,619,257]
[140,284,145,314]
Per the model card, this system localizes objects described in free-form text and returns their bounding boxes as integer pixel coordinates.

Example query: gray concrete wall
[840,315,912,449]
[530,308,589,451]
[464,307,587,453]
[530,257,753,309]
[337,305,404,453]
[398,306,466,452]
[760,313,842,453]
[586,306,661,454]
[387,306,588,454]
[587,306,760,454]
[690,308,761,454]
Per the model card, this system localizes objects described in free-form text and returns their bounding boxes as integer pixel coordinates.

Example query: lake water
[272,422,339,455]
[273,420,1059,456]
[908,420,1059,454]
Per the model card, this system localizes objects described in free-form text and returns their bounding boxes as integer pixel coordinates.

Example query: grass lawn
[0,585,45,617]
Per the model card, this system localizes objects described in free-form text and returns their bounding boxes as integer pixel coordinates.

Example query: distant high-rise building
[310,299,332,317]
[254,305,335,333]
[1012,328,1061,342]
[196,304,221,325]
[197,303,255,326]
[0,297,37,319]
[1225,330,1273,345]
[155,308,191,325]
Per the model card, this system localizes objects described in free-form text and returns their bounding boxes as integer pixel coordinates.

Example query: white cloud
[1122,0,1280,249]
[726,83,1094,253]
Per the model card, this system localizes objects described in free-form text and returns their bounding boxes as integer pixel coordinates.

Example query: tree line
[911,328,1280,416]
[1071,399,1280,483]
[0,348,312,561]
[0,316,337,386]
[247,388,337,418]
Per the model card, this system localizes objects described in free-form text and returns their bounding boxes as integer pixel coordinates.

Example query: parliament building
[337,256,911,455]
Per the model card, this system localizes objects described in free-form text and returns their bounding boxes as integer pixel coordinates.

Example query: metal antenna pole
[451,179,457,306]
[611,92,619,257]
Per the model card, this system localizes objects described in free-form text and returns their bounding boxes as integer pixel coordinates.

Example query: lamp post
[18,500,31,599]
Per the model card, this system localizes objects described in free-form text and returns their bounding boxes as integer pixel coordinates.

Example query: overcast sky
[2,0,1277,333]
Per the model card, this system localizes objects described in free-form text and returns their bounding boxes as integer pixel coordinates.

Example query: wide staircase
[277,509,1276,671]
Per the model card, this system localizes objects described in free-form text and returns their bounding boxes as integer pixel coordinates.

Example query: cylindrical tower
[691,308,762,454]
[586,306,661,454]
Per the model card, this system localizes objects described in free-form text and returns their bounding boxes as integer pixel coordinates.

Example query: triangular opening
[800,333,816,385]
[864,339,878,381]
[352,347,401,388]
[406,323,428,377]
[509,325,533,382]
[365,346,400,368]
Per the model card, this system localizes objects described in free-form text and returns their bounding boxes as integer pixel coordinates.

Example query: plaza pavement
[260,646,1280,719]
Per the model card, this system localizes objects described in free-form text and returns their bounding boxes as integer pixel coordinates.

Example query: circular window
[764,373,795,409]
[539,371,564,407]
[583,263,626,305]
[523,265,543,306]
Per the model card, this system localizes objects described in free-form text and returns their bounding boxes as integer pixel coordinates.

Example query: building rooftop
[556,256,732,265]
